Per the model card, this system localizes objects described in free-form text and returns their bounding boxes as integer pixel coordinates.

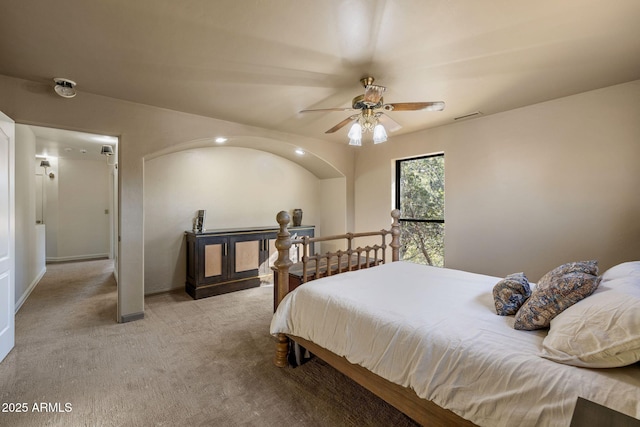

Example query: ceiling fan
[300,77,445,145]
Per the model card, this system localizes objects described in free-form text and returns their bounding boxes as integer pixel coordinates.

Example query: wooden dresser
[185,225,314,299]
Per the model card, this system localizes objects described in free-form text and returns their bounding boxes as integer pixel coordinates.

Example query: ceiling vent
[53,78,77,98]
[454,111,483,121]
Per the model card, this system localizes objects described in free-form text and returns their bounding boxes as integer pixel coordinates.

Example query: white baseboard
[46,253,110,263]
[15,266,47,313]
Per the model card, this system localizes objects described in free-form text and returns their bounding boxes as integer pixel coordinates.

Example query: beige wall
[355,80,640,281]
[14,125,46,310]
[41,157,59,256]
[54,158,111,261]
[0,74,353,321]
[35,156,111,261]
[319,177,348,234]
[144,146,323,294]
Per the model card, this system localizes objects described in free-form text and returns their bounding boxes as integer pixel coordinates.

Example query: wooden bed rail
[274,210,401,368]
[274,209,401,311]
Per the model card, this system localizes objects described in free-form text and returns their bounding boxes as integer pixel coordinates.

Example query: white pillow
[600,260,640,283]
[541,261,640,368]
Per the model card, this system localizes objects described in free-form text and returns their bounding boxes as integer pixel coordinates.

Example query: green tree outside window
[396,154,444,267]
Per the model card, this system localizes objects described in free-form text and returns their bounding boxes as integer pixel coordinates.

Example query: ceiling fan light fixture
[53,78,77,98]
[363,84,386,106]
[347,122,362,146]
[373,123,387,144]
[300,76,444,143]
[348,137,362,146]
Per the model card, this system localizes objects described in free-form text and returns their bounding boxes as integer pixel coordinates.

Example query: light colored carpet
[0,259,418,426]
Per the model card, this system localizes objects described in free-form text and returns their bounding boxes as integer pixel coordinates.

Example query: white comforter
[270,261,640,427]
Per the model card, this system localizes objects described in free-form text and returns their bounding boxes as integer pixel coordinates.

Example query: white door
[0,111,15,363]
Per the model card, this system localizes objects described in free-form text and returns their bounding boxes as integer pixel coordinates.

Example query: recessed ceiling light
[295,149,305,155]
[215,137,227,143]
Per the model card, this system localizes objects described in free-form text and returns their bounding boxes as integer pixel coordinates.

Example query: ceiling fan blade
[377,113,402,132]
[325,116,356,134]
[300,107,356,113]
[385,101,445,112]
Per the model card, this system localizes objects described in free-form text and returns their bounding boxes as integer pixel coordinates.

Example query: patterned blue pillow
[493,273,531,316]
[514,261,601,330]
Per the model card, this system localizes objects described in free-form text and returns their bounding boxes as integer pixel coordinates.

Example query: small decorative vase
[292,209,303,227]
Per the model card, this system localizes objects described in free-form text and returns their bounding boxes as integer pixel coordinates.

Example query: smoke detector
[53,78,77,98]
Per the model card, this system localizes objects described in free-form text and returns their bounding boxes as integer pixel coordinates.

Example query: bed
[270,210,640,426]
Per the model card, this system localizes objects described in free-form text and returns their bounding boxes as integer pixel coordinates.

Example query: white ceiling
[2,0,640,149]
[29,125,117,161]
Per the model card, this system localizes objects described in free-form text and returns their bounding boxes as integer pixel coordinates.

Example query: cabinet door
[228,234,262,280]
[197,236,228,284]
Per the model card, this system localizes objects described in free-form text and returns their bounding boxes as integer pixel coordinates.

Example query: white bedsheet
[270,261,640,427]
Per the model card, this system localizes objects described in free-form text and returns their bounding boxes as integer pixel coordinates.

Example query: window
[395,154,444,267]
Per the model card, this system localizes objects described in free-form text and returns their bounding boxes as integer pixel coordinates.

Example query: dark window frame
[394,153,445,266]
[395,153,445,223]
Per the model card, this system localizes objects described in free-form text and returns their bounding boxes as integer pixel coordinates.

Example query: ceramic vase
[292,209,303,227]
